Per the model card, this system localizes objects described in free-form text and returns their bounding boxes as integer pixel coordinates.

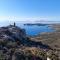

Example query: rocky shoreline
[0,24,60,60]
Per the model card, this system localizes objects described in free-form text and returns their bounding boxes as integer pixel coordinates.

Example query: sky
[0,0,60,22]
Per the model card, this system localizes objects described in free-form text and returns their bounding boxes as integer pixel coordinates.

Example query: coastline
[0,24,60,60]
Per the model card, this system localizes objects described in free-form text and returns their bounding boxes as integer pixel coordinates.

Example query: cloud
[0,16,60,22]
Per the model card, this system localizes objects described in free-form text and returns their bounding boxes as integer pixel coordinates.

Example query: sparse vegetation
[0,25,60,60]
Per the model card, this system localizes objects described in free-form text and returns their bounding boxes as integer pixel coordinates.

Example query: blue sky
[0,0,60,22]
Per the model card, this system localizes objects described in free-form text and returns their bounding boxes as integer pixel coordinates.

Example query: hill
[0,24,59,60]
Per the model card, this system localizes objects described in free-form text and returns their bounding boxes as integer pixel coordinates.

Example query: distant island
[24,23,48,26]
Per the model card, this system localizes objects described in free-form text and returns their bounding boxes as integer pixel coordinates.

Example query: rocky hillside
[0,25,59,60]
[0,25,47,60]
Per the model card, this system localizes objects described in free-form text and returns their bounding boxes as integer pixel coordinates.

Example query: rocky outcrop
[0,25,26,41]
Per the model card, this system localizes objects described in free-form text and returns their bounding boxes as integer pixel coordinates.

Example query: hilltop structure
[14,22,16,27]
